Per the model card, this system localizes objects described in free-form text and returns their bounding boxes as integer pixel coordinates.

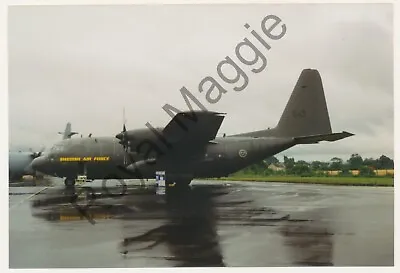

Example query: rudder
[276,69,332,137]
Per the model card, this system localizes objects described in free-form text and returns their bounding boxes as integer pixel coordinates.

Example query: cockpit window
[50,144,64,153]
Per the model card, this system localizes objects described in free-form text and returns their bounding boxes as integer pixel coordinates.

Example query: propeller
[115,107,131,166]
[115,108,151,176]
[30,147,45,159]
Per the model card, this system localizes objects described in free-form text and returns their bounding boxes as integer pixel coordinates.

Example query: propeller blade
[116,165,134,175]
[114,107,133,166]
[116,164,145,180]
[116,164,141,179]
[38,146,45,156]
[30,152,40,159]
[30,146,46,159]
[128,152,135,163]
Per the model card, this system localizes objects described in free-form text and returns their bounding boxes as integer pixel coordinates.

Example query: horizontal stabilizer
[293,131,354,144]
[68,132,79,138]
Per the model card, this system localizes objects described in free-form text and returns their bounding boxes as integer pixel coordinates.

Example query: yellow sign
[59,156,110,162]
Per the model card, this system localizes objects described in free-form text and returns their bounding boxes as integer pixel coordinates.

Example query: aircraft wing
[162,111,225,151]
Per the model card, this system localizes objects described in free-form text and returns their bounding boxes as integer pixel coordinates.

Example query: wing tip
[341,131,355,137]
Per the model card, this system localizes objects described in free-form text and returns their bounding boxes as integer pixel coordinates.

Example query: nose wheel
[64,178,76,187]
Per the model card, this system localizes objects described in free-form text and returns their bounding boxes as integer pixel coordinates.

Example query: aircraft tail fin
[59,122,78,140]
[275,69,332,137]
[233,69,353,142]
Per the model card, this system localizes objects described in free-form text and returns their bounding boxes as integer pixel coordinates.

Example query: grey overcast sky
[8,4,393,162]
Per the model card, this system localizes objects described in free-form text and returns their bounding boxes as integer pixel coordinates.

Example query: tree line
[237,154,394,177]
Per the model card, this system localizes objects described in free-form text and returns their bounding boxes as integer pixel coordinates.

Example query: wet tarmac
[9,179,394,267]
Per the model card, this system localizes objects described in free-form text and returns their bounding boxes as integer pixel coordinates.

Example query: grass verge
[215,175,394,187]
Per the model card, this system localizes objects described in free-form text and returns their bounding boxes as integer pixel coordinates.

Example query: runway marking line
[9,187,49,210]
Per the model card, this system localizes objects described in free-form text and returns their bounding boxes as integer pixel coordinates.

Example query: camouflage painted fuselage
[32,135,295,181]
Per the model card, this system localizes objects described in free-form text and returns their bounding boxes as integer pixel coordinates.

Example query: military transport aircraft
[30,69,354,187]
[9,122,78,181]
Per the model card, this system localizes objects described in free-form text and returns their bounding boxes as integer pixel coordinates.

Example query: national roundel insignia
[238,149,247,158]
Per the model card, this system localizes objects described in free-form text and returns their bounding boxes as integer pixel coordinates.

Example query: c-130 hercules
[30,69,354,187]
[9,122,78,182]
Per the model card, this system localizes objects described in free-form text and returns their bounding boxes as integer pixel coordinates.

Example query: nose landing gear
[64,175,89,187]
[64,162,88,187]
[64,177,76,187]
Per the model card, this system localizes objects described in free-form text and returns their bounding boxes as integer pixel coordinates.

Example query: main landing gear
[165,179,192,192]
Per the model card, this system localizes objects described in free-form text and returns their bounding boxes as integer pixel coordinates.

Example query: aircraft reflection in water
[30,182,335,266]
[279,208,334,266]
[120,186,225,266]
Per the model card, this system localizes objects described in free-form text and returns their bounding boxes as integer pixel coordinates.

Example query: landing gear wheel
[177,180,191,187]
[64,178,76,187]
[168,179,191,188]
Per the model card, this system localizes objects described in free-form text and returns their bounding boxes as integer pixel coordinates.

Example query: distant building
[374,169,394,176]
[325,170,341,176]
[323,169,394,176]
[268,163,286,172]
[350,170,360,176]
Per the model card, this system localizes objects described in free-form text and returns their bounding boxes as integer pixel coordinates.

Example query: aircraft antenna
[123,107,126,128]
[122,107,128,165]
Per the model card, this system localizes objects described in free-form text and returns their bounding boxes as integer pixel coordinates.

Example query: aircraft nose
[30,156,48,173]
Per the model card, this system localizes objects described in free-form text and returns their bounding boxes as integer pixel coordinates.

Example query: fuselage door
[207,143,226,161]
